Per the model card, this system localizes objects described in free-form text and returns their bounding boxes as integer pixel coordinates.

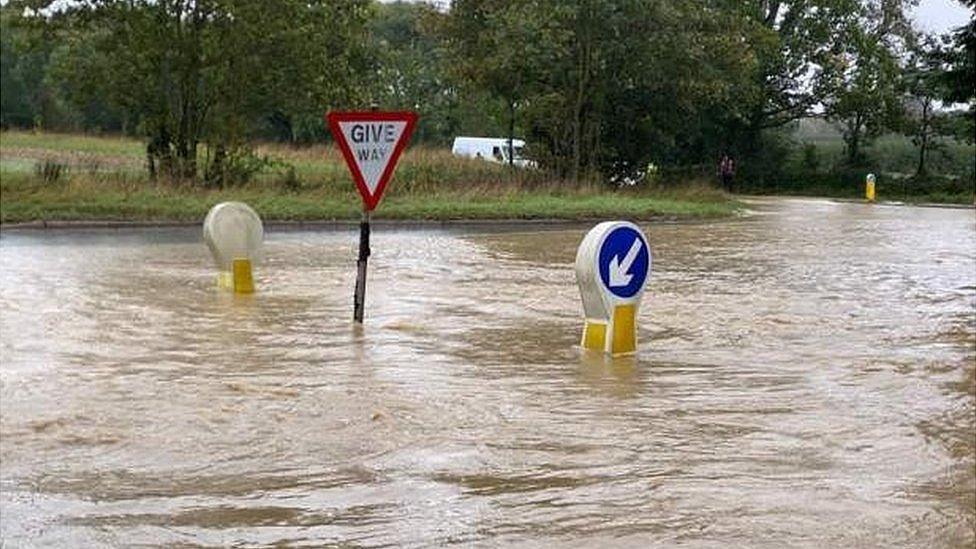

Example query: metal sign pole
[327,107,416,324]
[353,209,371,323]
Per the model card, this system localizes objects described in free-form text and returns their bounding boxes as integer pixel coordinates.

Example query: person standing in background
[719,154,735,192]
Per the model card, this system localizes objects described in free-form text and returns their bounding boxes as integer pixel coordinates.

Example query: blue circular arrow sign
[598,225,650,299]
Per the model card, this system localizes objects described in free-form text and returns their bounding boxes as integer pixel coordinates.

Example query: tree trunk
[572,85,582,182]
[916,134,928,177]
[207,144,227,187]
[572,0,592,183]
[147,143,156,180]
[508,99,515,168]
[176,97,197,179]
[153,126,173,178]
[916,100,930,177]
[847,112,863,166]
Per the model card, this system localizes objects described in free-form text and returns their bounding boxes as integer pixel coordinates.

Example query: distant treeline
[1,0,973,187]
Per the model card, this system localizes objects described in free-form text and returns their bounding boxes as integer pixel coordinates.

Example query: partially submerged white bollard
[575,221,652,356]
[203,201,263,293]
[865,173,876,202]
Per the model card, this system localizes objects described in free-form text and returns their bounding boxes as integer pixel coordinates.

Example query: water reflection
[577,352,642,399]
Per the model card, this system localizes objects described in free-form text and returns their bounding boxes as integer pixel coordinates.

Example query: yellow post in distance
[865,173,876,202]
[232,258,255,294]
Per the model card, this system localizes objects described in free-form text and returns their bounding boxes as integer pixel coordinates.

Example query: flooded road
[1,197,974,547]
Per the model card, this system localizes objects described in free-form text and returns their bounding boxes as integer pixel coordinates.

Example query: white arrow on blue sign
[598,225,650,299]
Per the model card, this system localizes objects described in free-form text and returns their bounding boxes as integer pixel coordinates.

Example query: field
[3,128,972,225]
[791,118,976,177]
[712,119,976,204]
[0,131,737,224]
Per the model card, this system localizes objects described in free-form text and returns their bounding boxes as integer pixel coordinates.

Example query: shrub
[34,158,67,184]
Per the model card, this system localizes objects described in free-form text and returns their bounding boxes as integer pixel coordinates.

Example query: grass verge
[0,174,737,223]
[1,131,739,223]
[736,171,975,205]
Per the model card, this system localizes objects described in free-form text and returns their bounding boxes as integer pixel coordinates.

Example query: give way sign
[327,111,418,211]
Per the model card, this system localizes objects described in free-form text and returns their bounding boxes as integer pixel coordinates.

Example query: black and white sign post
[326,110,418,323]
[353,210,371,322]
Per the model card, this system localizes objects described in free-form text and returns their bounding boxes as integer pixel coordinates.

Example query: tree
[43,14,127,133]
[937,0,975,144]
[41,0,372,183]
[823,32,901,165]
[0,5,64,130]
[445,0,759,183]
[714,0,863,140]
[902,35,953,177]
[444,1,559,170]
[821,0,909,166]
[591,0,759,180]
[368,1,461,145]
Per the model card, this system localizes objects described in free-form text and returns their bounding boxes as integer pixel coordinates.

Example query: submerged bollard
[203,202,263,294]
[575,221,652,356]
[865,173,876,202]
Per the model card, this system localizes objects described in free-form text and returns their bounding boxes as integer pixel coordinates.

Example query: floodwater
[1,197,973,548]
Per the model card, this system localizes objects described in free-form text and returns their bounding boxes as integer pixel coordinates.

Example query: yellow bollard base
[610,304,637,356]
[232,258,255,294]
[581,305,638,356]
[866,182,876,202]
[217,271,233,290]
[582,320,607,351]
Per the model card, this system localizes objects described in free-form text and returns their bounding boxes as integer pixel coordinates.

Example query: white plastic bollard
[574,221,652,356]
[203,202,263,293]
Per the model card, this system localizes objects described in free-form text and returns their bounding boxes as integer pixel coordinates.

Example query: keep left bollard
[575,221,652,356]
[203,202,263,294]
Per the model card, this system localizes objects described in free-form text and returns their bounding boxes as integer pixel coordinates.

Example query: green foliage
[202,146,279,188]
[711,0,868,172]
[820,0,909,167]
[766,118,976,203]
[443,0,762,183]
[27,0,373,182]
[0,6,69,130]
[938,0,976,106]
[936,2,975,145]
[900,35,963,177]
[0,0,972,196]
[33,158,67,184]
[801,143,820,173]
[369,2,454,144]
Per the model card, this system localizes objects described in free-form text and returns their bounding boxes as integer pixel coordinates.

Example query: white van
[451,137,533,168]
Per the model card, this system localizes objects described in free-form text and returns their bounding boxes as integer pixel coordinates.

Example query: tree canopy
[1,0,972,185]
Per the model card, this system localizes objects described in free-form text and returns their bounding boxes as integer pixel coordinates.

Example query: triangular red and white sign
[327,111,418,211]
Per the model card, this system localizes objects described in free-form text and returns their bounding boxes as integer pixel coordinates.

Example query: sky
[388,0,973,35]
[912,0,973,33]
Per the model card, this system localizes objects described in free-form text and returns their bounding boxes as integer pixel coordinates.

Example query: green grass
[737,168,975,205]
[0,131,739,223]
[0,173,736,223]
[0,131,145,157]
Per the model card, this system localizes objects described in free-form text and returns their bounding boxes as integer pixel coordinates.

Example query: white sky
[912,0,973,33]
[390,0,972,34]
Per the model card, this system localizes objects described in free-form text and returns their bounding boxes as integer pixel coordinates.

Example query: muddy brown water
[1,197,973,547]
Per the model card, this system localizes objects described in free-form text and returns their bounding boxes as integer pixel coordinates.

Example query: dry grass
[1,131,740,223]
